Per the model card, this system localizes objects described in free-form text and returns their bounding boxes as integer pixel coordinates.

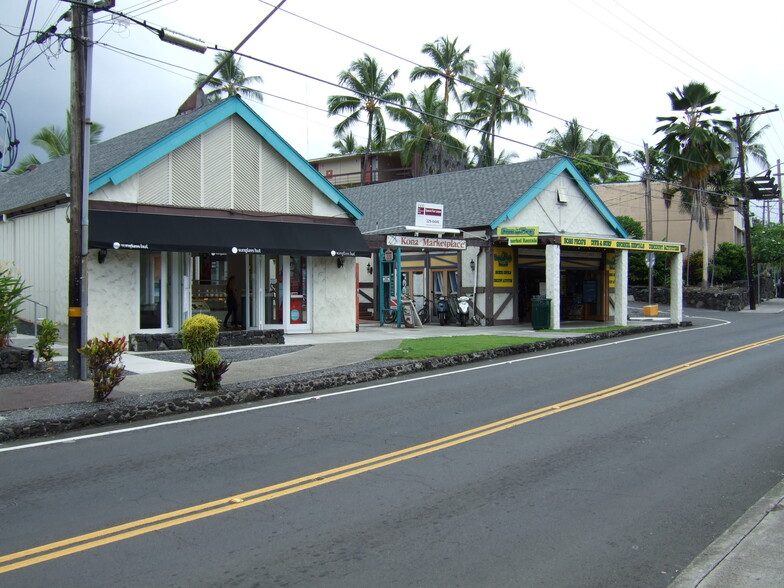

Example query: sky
[2,0,784,183]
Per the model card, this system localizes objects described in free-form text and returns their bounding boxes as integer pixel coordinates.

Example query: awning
[88,210,371,257]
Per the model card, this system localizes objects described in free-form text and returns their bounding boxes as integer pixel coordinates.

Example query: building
[309,151,412,189]
[0,96,369,340]
[343,158,684,329]
[593,181,744,252]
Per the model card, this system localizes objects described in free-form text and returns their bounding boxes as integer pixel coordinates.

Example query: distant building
[593,181,744,253]
[309,151,412,189]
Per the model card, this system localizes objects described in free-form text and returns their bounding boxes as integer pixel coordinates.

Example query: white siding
[500,172,616,237]
[0,206,69,325]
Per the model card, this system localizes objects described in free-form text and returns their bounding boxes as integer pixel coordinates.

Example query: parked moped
[436,295,450,326]
[456,294,471,326]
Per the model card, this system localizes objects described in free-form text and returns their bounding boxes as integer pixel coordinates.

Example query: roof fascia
[90,97,364,220]
[490,158,628,238]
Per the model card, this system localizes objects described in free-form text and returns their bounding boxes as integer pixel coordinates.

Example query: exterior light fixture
[470,259,475,272]
[336,257,344,268]
[367,262,373,275]
[98,249,107,264]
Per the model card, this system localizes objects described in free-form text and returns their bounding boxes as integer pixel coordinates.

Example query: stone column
[670,252,683,324]
[545,244,561,330]
[615,249,629,326]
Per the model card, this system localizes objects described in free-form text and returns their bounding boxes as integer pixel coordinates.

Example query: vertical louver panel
[260,141,287,213]
[288,169,313,215]
[171,137,201,208]
[203,123,233,210]
[139,156,170,205]
[233,119,261,211]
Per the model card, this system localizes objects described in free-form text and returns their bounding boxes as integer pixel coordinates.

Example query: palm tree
[459,49,535,168]
[537,119,628,182]
[11,111,104,174]
[196,53,263,103]
[732,114,769,172]
[655,82,732,287]
[387,84,467,176]
[327,54,403,185]
[409,36,475,114]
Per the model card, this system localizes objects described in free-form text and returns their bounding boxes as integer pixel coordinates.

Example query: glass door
[287,256,310,332]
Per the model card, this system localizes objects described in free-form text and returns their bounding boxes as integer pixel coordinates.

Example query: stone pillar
[545,244,561,330]
[615,249,629,326]
[670,252,683,324]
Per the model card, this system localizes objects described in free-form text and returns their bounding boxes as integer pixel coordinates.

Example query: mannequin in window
[224,275,240,329]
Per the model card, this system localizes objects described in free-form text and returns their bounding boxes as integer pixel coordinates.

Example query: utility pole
[68,0,113,379]
[734,107,779,311]
[643,143,653,304]
[67,1,88,379]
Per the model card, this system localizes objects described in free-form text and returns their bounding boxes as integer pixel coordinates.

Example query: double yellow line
[3,334,783,574]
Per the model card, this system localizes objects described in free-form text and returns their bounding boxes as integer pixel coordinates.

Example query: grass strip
[376,335,548,360]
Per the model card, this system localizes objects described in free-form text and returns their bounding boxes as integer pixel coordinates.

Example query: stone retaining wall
[129,329,284,352]
[0,323,682,442]
[0,346,34,374]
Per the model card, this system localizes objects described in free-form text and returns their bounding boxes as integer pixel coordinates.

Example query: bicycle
[417,297,431,324]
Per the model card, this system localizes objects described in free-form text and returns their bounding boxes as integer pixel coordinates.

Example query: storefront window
[266,256,283,325]
[289,256,307,325]
[140,252,161,329]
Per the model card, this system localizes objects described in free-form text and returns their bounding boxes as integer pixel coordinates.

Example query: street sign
[645,252,656,268]
[383,249,394,261]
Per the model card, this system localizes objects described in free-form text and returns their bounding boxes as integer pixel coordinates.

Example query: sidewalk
[2,302,783,587]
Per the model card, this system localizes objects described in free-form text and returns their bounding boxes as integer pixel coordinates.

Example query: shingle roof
[343,157,564,233]
[0,100,224,214]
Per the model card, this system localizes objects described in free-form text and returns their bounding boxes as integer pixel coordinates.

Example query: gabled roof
[343,157,627,237]
[0,96,363,219]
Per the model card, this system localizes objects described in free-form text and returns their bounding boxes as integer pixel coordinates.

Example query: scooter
[456,294,471,326]
[436,295,450,326]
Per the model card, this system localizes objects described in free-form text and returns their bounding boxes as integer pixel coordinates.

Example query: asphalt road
[1,310,782,587]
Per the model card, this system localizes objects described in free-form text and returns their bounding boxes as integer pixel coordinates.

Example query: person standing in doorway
[224,275,240,329]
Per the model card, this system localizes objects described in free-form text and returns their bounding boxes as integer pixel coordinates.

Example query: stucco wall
[87,249,139,340]
[311,256,356,333]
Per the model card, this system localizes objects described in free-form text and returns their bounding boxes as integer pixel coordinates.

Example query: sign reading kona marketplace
[497,226,538,245]
[562,236,681,253]
[386,235,466,250]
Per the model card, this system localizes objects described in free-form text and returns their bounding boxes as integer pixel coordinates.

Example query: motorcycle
[456,294,471,326]
[436,295,450,326]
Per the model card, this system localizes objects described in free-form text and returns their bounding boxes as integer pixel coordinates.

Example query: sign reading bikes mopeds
[386,235,467,250]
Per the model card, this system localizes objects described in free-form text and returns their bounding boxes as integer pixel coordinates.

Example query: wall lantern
[367,262,373,275]
[469,259,475,272]
[98,249,108,264]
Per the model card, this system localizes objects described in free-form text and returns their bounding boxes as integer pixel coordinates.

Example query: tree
[459,49,535,168]
[655,82,732,287]
[387,83,467,176]
[327,54,403,185]
[195,53,263,103]
[10,111,104,174]
[751,223,784,266]
[409,36,475,114]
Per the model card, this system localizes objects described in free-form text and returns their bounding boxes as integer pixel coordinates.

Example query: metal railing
[29,299,49,337]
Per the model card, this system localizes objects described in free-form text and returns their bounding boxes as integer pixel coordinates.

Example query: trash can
[531,296,552,330]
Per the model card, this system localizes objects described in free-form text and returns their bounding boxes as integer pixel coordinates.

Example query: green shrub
[181,314,220,364]
[180,314,230,390]
[183,348,231,391]
[79,334,127,402]
[35,319,60,368]
[712,242,747,284]
[0,266,29,348]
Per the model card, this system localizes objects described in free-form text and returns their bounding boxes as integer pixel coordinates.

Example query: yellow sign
[493,247,514,287]
[498,226,539,245]
[562,236,681,253]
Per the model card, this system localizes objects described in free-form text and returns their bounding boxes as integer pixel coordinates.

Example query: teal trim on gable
[490,157,628,238]
[90,96,364,220]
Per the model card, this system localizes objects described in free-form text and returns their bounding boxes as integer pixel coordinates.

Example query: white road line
[0,318,731,453]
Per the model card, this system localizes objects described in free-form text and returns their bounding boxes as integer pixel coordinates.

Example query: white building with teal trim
[0,96,369,339]
[344,157,684,329]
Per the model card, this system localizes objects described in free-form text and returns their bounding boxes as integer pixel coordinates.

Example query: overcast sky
[2,0,783,180]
